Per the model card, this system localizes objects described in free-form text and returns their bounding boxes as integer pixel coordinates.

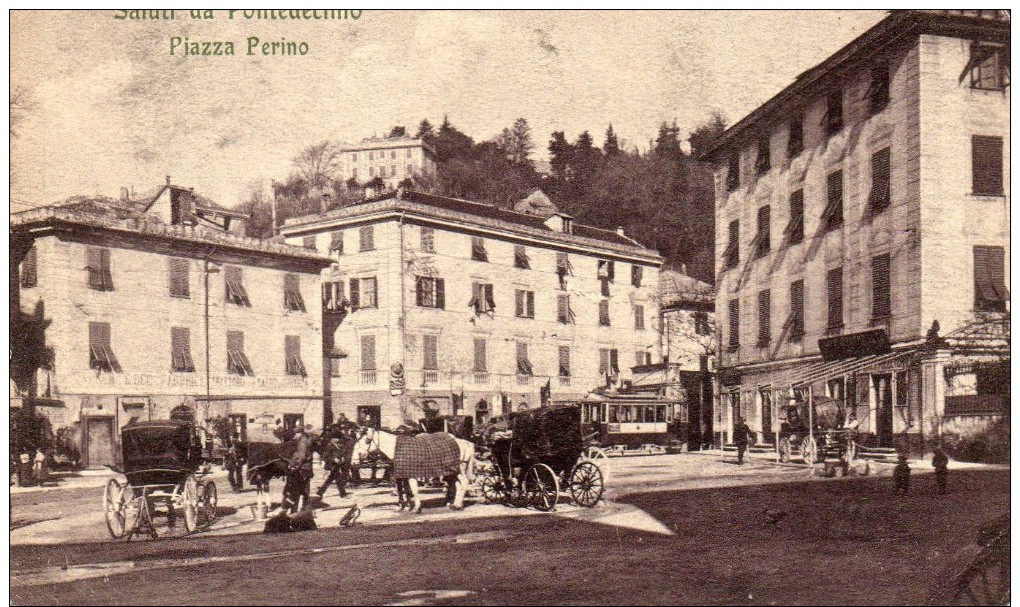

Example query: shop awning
[764,348,917,391]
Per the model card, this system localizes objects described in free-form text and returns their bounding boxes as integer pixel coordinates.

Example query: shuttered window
[469,283,495,314]
[514,245,530,269]
[351,276,377,309]
[787,190,804,245]
[723,220,740,269]
[728,299,740,349]
[788,117,804,159]
[726,154,740,191]
[471,236,488,262]
[757,290,771,346]
[227,330,254,376]
[515,290,535,319]
[555,252,573,287]
[634,305,645,330]
[285,335,306,376]
[872,254,891,319]
[598,300,611,326]
[755,206,771,257]
[422,334,438,370]
[631,265,643,287]
[827,267,844,330]
[20,245,37,288]
[755,136,771,174]
[824,89,843,135]
[869,148,891,214]
[968,43,1009,91]
[790,280,805,341]
[168,258,190,298]
[824,170,843,230]
[599,349,609,376]
[284,273,306,312]
[599,348,619,376]
[557,294,573,324]
[473,338,487,372]
[558,346,570,378]
[516,341,533,376]
[972,136,1004,196]
[224,266,250,306]
[359,225,375,251]
[974,245,1008,312]
[360,335,376,370]
[868,63,890,115]
[415,276,445,308]
[694,312,711,336]
[89,322,120,372]
[420,227,435,253]
[329,230,344,254]
[86,247,114,291]
[170,327,195,372]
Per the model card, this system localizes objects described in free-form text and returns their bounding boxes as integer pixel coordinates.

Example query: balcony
[360,370,377,385]
[422,370,439,385]
[558,376,571,387]
[473,372,489,384]
[517,375,533,387]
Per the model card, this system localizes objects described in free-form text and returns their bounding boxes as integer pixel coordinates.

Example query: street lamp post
[203,258,221,425]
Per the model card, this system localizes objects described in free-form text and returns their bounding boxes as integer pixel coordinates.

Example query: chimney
[321,192,331,214]
[616,226,625,237]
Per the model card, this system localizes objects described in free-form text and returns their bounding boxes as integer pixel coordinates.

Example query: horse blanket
[392,433,461,479]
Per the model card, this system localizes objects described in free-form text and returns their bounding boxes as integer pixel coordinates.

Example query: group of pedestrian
[315,420,360,499]
[12,448,49,487]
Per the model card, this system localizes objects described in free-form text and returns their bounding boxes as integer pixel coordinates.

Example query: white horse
[362,428,472,513]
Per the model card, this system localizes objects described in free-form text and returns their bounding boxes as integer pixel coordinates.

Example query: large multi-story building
[337,135,436,189]
[280,189,663,429]
[703,10,1009,454]
[10,182,334,467]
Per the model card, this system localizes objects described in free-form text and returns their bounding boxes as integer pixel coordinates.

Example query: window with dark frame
[86,247,114,291]
[168,258,190,298]
[723,220,740,269]
[726,154,740,191]
[415,276,445,308]
[329,231,344,254]
[631,265,643,288]
[972,135,1004,196]
[21,245,37,289]
[471,236,488,262]
[789,280,805,341]
[89,321,121,373]
[635,351,652,367]
[516,341,533,376]
[515,289,535,319]
[557,294,573,324]
[755,206,771,258]
[872,253,891,320]
[728,299,739,349]
[224,266,250,306]
[868,63,890,115]
[634,305,645,330]
[359,225,375,251]
[787,190,805,245]
[598,259,615,281]
[420,227,435,253]
[284,273,306,312]
[824,170,844,230]
[598,348,620,377]
[473,338,487,372]
[757,289,771,346]
[755,135,771,174]
[226,330,254,376]
[788,116,804,159]
[973,245,1008,312]
[350,276,378,310]
[827,267,844,330]
[694,311,711,336]
[967,43,1009,91]
[558,346,570,378]
[422,334,439,371]
[556,252,573,289]
[170,327,195,372]
[360,335,376,370]
[469,283,495,314]
[824,89,843,136]
[598,299,611,327]
[514,245,530,269]
[285,335,306,376]
[868,148,891,214]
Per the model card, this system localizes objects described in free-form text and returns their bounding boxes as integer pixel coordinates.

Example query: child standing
[893,454,911,495]
[932,446,949,495]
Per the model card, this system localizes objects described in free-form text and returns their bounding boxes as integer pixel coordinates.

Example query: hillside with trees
[236,114,726,284]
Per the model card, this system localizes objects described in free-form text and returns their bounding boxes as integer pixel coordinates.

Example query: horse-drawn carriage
[777,395,858,465]
[103,421,218,540]
[479,405,605,511]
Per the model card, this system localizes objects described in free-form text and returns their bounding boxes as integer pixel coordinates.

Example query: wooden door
[86,417,115,468]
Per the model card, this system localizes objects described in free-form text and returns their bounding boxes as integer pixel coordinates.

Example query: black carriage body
[419,415,474,440]
[489,405,583,476]
[120,421,202,486]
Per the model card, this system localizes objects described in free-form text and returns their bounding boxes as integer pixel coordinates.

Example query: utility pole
[203,257,221,424]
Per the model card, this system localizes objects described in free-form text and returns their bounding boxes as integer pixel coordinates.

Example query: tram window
[656,405,667,423]
[647,407,657,423]
[608,406,618,423]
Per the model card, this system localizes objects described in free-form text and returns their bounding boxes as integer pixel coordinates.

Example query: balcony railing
[473,372,489,384]
[360,370,377,385]
[422,370,439,385]
[558,376,571,387]
[517,375,533,387]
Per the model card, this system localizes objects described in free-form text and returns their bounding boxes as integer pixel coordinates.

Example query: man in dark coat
[316,424,354,498]
[932,446,949,495]
[284,425,315,512]
[733,417,752,465]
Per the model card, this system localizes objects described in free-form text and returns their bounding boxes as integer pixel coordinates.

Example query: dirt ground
[11,464,1008,606]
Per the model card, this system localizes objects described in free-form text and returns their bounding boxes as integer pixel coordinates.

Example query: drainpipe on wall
[398,210,408,421]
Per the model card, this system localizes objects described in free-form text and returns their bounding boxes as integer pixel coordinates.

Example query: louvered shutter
[869,148,891,212]
[728,299,740,348]
[86,247,103,289]
[526,292,534,318]
[435,278,445,309]
[515,290,525,317]
[349,278,360,310]
[872,254,891,319]
[599,349,609,375]
[826,171,843,227]
[758,290,771,344]
[827,267,843,329]
[609,349,619,374]
[558,346,570,377]
[100,249,113,290]
[972,136,1004,196]
[360,335,376,370]
[473,338,486,372]
[423,335,438,370]
[484,284,495,310]
[632,265,643,287]
[788,190,804,244]
[330,230,344,254]
[790,280,805,338]
[416,277,425,307]
[21,246,37,288]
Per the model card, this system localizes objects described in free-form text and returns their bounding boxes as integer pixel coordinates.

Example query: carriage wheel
[202,481,218,527]
[801,437,817,465]
[778,437,792,463]
[845,439,857,464]
[524,464,559,512]
[480,473,508,504]
[584,446,608,463]
[948,546,1010,605]
[569,461,604,508]
[181,474,199,533]
[104,479,131,539]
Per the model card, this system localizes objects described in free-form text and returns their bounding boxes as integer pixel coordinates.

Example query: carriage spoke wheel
[801,437,817,465]
[202,481,218,527]
[182,475,199,533]
[104,479,131,539]
[569,461,604,508]
[480,473,508,505]
[524,464,559,512]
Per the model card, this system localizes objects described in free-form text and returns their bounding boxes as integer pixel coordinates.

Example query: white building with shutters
[702,10,1009,455]
[336,135,436,190]
[280,189,663,429]
[10,183,334,467]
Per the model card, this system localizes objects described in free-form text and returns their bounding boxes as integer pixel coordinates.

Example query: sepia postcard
[9,9,1010,606]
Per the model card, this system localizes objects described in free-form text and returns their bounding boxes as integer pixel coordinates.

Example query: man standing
[733,417,751,465]
[285,425,315,512]
[316,424,354,498]
[932,445,949,495]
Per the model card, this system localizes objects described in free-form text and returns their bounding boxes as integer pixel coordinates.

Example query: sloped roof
[659,268,714,307]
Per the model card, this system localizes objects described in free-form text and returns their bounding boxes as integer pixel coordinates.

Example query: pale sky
[9,9,886,211]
